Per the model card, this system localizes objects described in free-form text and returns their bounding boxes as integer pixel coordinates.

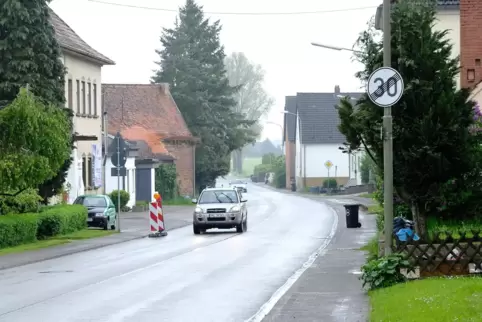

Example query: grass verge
[359,193,374,199]
[0,229,117,256]
[369,277,482,322]
[360,234,379,262]
[367,204,383,214]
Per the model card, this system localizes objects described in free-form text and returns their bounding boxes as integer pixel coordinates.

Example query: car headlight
[95,213,104,217]
[195,207,203,213]
[230,206,240,212]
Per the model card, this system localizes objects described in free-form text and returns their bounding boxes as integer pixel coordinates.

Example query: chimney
[334,85,340,94]
[460,0,482,88]
[162,83,170,95]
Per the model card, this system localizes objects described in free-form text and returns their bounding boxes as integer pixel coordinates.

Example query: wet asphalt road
[0,181,337,322]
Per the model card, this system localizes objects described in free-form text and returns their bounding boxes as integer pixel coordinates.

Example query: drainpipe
[303,144,306,188]
[102,97,108,192]
[192,144,196,197]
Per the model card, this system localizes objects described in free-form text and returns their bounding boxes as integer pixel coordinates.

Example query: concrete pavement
[261,199,376,322]
[0,182,339,321]
[0,205,194,271]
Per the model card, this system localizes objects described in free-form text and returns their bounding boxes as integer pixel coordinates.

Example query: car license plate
[87,218,93,222]
[209,214,224,218]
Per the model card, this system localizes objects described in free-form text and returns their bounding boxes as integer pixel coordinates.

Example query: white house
[49,9,115,203]
[103,134,139,207]
[294,86,363,190]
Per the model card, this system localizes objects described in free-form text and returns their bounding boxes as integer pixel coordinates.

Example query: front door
[136,168,152,202]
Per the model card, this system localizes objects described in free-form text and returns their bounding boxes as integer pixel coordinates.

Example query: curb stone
[0,222,191,271]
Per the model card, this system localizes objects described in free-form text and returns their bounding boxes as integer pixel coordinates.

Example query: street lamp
[266,121,284,151]
[310,42,362,54]
[282,111,305,189]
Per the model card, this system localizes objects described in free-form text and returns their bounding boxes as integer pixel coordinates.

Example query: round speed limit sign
[366,67,404,108]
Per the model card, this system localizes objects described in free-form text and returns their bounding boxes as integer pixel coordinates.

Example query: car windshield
[74,196,107,207]
[198,190,239,204]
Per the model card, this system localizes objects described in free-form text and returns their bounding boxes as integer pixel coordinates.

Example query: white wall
[305,144,349,178]
[295,116,303,187]
[104,156,136,207]
[348,150,364,185]
[434,10,460,88]
[63,52,104,199]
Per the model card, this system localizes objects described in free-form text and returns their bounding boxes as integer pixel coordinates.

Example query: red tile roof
[103,84,195,159]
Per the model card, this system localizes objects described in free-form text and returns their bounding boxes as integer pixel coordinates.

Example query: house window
[88,82,92,115]
[76,80,80,113]
[67,79,73,109]
[82,155,87,188]
[93,84,97,116]
[82,81,86,114]
[87,156,93,188]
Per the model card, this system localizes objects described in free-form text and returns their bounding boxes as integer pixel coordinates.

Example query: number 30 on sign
[367,67,404,108]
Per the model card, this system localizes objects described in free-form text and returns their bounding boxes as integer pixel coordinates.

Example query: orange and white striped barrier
[149,202,159,233]
[149,192,167,237]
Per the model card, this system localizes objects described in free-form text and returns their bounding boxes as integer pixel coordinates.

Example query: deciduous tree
[0,89,71,196]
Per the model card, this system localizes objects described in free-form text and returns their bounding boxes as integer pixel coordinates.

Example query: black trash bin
[291,183,296,191]
[344,204,362,228]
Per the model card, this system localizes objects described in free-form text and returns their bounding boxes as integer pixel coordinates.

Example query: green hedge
[37,205,87,239]
[0,204,87,248]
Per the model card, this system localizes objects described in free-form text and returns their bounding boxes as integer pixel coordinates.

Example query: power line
[87,0,377,16]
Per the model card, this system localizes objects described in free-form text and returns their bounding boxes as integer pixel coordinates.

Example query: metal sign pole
[382,0,393,255]
[116,135,121,232]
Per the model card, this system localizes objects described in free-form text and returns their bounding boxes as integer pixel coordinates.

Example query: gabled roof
[296,91,363,144]
[103,84,195,159]
[49,9,115,65]
[283,96,297,142]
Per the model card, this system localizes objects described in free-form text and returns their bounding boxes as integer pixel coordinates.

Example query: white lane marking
[245,206,339,322]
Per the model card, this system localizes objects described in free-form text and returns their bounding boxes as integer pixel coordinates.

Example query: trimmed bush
[0,214,38,248]
[0,188,42,215]
[0,204,87,248]
[109,190,130,211]
[37,205,87,239]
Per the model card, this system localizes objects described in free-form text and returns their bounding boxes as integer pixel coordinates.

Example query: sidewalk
[0,205,194,271]
[259,185,376,321]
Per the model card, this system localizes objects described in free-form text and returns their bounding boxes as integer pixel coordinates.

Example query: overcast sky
[50,0,380,141]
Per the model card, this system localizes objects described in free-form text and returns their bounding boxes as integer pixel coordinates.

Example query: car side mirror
[241,199,247,203]
[109,204,115,208]
[191,198,197,204]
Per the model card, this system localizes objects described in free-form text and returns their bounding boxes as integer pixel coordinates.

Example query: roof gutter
[61,47,115,66]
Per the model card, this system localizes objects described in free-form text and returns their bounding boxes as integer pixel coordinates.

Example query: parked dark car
[73,194,117,230]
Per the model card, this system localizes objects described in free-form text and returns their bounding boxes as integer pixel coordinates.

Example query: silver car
[192,187,248,234]
[229,179,248,192]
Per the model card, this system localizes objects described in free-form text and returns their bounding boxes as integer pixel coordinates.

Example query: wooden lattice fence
[393,231,482,277]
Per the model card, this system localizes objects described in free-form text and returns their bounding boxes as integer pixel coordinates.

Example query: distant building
[286,86,364,190]
[103,84,198,199]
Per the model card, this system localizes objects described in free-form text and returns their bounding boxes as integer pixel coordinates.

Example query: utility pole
[382,0,393,255]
